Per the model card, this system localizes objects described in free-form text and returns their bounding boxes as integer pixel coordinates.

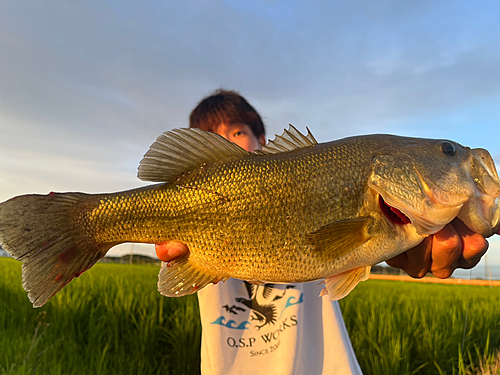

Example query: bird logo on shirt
[212,282,299,330]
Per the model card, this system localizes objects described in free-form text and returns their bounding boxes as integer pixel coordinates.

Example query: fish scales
[1,126,499,307]
[78,138,372,282]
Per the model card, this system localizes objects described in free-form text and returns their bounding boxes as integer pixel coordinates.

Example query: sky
[0,1,499,269]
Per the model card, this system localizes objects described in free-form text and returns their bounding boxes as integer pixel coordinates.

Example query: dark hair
[189,89,266,138]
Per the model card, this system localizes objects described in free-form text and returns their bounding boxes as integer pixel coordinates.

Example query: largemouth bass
[0,126,499,307]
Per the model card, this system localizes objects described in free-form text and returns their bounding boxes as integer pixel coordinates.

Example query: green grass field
[1,257,500,375]
[339,279,500,375]
[0,258,201,375]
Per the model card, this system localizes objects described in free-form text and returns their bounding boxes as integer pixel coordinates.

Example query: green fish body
[0,127,499,307]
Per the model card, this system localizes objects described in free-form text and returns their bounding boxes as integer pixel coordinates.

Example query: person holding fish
[155,89,495,374]
[1,89,498,374]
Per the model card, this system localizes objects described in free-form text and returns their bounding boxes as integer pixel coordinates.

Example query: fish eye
[440,141,456,156]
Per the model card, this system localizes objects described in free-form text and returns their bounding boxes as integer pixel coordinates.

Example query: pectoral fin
[319,266,371,301]
[306,217,372,258]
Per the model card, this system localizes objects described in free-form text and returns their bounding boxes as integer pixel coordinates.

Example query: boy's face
[215,123,266,152]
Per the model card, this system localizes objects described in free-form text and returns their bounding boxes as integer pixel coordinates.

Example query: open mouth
[378,195,411,225]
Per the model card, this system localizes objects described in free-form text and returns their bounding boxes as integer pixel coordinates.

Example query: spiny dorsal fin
[138,128,249,183]
[255,125,317,155]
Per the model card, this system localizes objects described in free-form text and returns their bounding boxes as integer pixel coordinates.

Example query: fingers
[451,218,488,269]
[155,241,189,262]
[386,218,489,279]
[429,222,462,278]
[386,237,432,278]
[384,252,408,271]
[430,219,488,278]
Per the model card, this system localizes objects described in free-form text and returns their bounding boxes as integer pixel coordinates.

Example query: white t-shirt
[198,279,363,375]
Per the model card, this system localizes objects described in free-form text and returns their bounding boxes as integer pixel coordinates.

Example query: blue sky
[0,1,499,267]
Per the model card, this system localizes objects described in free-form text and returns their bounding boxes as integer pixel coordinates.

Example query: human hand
[385,218,491,278]
[155,241,188,262]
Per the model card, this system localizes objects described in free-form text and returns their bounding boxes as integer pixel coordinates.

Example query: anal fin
[158,257,218,297]
[319,266,371,301]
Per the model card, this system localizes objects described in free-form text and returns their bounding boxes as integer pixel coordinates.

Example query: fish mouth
[455,149,500,237]
[378,195,411,225]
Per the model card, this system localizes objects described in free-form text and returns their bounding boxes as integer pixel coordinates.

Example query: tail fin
[0,193,112,307]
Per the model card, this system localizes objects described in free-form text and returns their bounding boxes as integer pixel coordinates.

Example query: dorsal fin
[255,125,317,155]
[138,128,249,183]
